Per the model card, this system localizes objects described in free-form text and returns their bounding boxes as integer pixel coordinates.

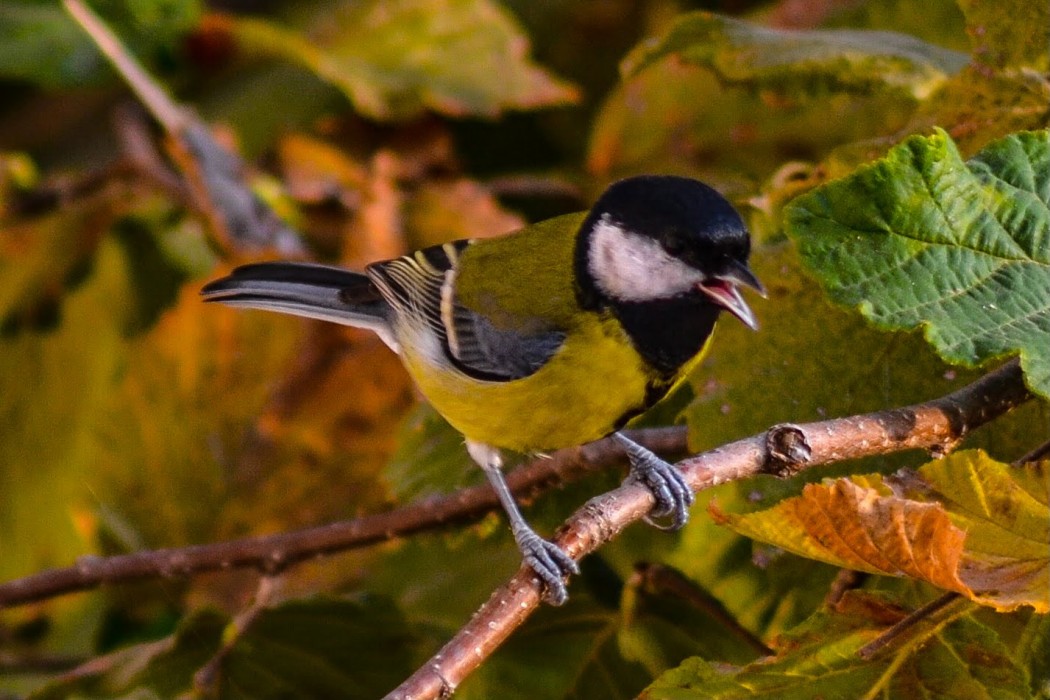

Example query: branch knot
[764,423,812,477]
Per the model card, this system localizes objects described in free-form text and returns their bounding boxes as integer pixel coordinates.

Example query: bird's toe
[517,532,578,606]
[629,453,694,531]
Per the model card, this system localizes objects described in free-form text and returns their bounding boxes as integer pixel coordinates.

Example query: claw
[516,530,578,605]
[614,433,694,531]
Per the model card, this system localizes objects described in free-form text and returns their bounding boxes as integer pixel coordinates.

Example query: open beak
[697,261,765,331]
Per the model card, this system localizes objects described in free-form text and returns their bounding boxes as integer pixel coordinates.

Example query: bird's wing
[367,240,566,382]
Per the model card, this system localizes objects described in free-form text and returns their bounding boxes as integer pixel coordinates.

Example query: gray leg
[467,440,579,605]
[614,432,694,530]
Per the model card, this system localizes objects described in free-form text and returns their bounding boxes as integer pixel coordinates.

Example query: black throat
[610,295,720,378]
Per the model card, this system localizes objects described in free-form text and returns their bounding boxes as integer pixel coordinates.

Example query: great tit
[201,175,763,604]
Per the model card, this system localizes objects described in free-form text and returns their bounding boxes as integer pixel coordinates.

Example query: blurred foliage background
[0,0,1047,697]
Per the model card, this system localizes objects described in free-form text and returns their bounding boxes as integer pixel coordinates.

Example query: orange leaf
[713,451,1049,612]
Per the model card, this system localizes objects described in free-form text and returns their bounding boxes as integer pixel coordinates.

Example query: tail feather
[201,262,398,350]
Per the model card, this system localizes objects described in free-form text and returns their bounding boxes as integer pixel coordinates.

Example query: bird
[201,175,763,605]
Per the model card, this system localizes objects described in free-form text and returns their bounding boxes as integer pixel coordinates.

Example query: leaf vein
[940,298,1050,356]
[916,155,1034,262]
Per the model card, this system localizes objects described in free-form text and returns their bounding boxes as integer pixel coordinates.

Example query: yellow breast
[399,314,651,453]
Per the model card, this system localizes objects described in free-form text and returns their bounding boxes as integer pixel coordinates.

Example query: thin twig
[63,0,185,131]
[0,427,686,609]
[193,576,283,694]
[630,563,773,656]
[37,637,173,688]
[65,0,304,255]
[386,360,1030,699]
[857,592,965,659]
[0,652,87,674]
[1014,436,1050,465]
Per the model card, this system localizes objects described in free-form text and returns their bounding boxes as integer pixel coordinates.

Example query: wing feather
[367,240,565,381]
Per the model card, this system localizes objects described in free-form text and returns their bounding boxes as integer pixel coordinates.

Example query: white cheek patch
[588,216,705,302]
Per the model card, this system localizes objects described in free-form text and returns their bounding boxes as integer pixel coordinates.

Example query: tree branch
[385,360,1031,699]
[0,428,686,609]
[857,592,965,660]
[1016,436,1050,465]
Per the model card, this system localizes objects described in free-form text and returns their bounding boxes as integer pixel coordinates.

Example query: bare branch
[857,592,966,660]
[64,0,304,254]
[1015,436,1050,465]
[63,0,185,132]
[0,652,87,674]
[385,360,1030,699]
[0,428,686,609]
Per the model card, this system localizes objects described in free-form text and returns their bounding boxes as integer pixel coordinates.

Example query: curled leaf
[712,451,1049,612]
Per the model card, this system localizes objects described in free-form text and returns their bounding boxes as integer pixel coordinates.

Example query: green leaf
[714,452,1049,613]
[642,591,1029,699]
[367,526,522,630]
[220,597,419,698]
[786,128,1050,399]
[30,596,420,700]
[1017,611,1050,697]
[228,0,577,121]
[0,0,200,87]
[681,241,1032,455]
[622,12,967,100]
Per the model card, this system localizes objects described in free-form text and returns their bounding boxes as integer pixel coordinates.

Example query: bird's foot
[514,528,579,606]
[614,433,694,531]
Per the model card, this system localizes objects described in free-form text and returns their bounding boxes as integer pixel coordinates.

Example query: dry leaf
[712,451,1049,612]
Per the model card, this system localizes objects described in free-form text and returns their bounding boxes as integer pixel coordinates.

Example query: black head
[575,175,763,329]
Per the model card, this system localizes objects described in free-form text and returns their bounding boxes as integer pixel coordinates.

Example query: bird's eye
[663,231,686,256]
